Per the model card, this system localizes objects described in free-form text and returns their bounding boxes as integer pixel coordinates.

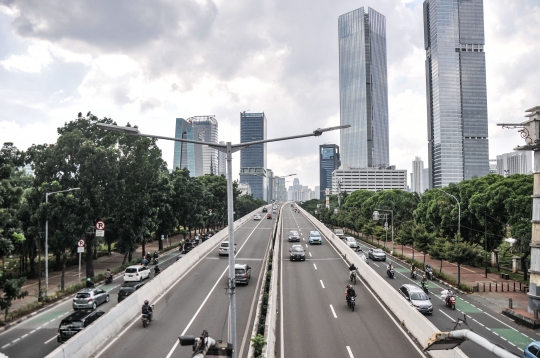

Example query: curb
[0,245,180,333]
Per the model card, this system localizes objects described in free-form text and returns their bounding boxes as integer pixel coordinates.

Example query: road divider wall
[46,207,264,358]
[297,206,467,358]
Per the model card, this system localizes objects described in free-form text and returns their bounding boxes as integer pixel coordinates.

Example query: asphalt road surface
[352,236,536,357]
[277,205,425,358]
[93,209,274,358]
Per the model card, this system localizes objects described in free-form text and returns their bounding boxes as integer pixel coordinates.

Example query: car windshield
[125,268,137,273]
[291,247,304,252]
[410,292,429,300]
[289,231,298,236]
[221,243,229,247]
[373,249,384,253]
[75,293,90,299]
[311,232,320,237]
[60,321,83,329]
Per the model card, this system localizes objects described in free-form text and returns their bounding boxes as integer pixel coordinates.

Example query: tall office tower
[424,0,489,188]
[338,7,389,169]
[423,168,430,191]
[189,116,218,175]
[217,141,226,176]
[411,157,425,194]
[319,144,341,200]
[172,118,204,177]
[276,177,286,202]
[239,112,267,201]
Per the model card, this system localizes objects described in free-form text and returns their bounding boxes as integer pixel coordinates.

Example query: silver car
[399,284,433,314]
[288,230,300,242]
[73,288,109,310]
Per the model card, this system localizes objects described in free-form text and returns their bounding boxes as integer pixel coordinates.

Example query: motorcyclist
[153,251,159,259]
[86,277,94,288]
[411,263,416,277]
[105,268,112,282]
[349,263,357,280]
[146,252,152,261]
[387,262,394,275]
[142,300,153,322]
[345,284,356,304]
[421,275,428,291]
[154,265,161,275]
[141,257,148,266]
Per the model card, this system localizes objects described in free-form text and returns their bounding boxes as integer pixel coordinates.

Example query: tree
[428,235,447,273]
[397,221,414,257]
[413,224,434,268]
[373,225,385,247]
[0,277,28,320]
[444,234,477,286]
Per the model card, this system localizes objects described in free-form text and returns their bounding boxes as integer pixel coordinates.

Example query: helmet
[107,268,110,271]
[155,265,160,269]
[347,284,352,289]
[87,278,91,281]
[144,300,149,305]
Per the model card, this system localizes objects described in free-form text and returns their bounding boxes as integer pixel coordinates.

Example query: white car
[254,214,262,220]
[345,236,358,249]
[219,241,236,256]
[123,265,151,282]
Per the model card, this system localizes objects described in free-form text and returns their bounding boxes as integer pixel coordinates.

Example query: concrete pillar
[491,251,498,266]
[529,150,540,313]
[512,256,522,273]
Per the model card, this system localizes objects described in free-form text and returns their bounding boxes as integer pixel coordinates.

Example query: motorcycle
[387,268,395,279]
[349,270,357,285]
[425,267,434,280]
[142,305,155,328]
[105,275,113,284]
[151,258,159,265]
[444,293,456,310]
[346,295,356,311]
[410,270,417,280]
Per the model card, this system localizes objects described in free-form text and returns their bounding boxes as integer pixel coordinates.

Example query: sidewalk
[343,228,539,328]
[5,235,184,319]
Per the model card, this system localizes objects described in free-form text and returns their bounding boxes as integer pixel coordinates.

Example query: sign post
[77,239,85,282]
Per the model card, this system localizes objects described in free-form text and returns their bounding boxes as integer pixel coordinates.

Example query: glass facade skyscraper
[189,116,219,175]
[338,7,389,169]
[239,112,267,201]
[424,0,489,188]
[172,118,204,177]
[319,144,341,199]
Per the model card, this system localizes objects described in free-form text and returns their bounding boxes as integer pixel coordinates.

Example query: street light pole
[437,188,460,235]
[374,209,394,255]
[45,187,80,296]
[96,122,349,358]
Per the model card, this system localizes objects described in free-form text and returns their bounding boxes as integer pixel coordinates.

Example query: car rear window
[76,293,90,299]
[411,292,429,300]
[60,321,83,329]
[235,269,245,274]
[119,288,134,295]
[221,243,229,248]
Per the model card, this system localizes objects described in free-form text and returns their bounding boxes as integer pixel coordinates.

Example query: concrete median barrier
[297,207,467,358]
[46,207,264,358]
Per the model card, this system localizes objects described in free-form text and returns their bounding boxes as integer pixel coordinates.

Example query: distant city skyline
[239,112,267,201]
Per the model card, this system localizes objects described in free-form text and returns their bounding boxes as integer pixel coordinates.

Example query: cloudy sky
[1,0,539,190]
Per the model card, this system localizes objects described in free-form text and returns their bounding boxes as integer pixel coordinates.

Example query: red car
[267,213,273,219]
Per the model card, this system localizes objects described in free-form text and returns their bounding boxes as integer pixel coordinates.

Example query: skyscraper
[319,144,341,200]
[411,157,424,194]
[424,0,489,188]
[172,118,204,177]
[239,112,267,201]
[338,7,389,169]
[189,116,218,175]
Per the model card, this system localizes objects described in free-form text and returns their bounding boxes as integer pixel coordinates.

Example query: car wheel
[105,295,109,303]
[57,337,62,343]
[139,277,142,282]
[92,302,97,310]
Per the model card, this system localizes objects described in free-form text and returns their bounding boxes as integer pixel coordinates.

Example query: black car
[57,309,104,342]
[289,245,306,261]
[262,207,268,213]
[117,281,146,303]
[182,241,195,254]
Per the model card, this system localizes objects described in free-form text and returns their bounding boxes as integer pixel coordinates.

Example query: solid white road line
[44,335,56,344]
[313,264,317,270]
[320,280,325,289]
[330,304,337,318]
[346,346,354,358]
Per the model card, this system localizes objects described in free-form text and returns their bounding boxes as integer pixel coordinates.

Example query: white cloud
[1,43,52,72]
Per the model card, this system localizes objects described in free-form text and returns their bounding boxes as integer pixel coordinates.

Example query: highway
[352,236,536,357]
[92,209,274,358]
[277,205,425,358]
[0,247,183,358]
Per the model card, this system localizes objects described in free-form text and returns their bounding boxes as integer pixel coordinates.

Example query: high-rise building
[411,157,424,194]
[189,116,218,175]
[319,144,341,200]
[338,7,389,169]
[276,177,287,202]
[496,151,532,176]
[217,141,226,176]
[172,118,204,177]
[332,167,407,193]
[239,112,267,201]
[423,168,430,191]
[424,0,489,188]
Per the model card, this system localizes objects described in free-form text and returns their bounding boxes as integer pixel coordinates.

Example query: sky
[1,0,539,190]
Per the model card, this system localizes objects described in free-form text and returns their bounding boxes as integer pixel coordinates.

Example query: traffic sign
[95,221,106,230]
[77,247,85,253]
[96,230,105,237]
[77,239,85,247]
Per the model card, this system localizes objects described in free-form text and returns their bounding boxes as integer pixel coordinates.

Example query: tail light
[243,274,248,278]
[58,329,60,333]
[88,298,93,302]
[136,273,139,276]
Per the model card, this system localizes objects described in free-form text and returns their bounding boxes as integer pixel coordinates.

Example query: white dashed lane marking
[320,280,325,288]
[330,305,337,318]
